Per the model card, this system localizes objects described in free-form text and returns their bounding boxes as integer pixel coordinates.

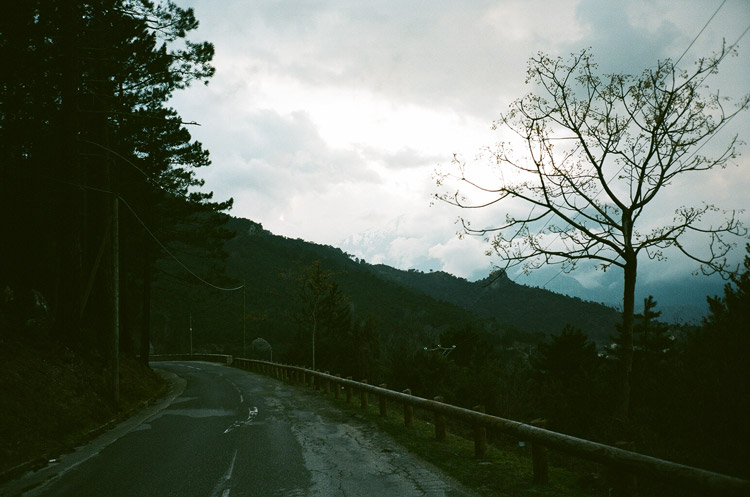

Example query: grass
[287,378,606,497]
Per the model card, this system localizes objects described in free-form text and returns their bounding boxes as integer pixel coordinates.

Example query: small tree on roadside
[292,261,350,371]
[435,46,749,426]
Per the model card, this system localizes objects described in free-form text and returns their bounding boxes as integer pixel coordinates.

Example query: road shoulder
[0,369,185,497]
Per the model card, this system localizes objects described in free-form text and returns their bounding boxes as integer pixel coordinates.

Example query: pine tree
[0,1,232,362]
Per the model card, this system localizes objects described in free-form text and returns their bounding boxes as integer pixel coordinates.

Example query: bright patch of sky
[170,0,750,316]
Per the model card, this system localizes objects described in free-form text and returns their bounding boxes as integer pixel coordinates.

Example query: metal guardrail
[152,355,749,496]
[150,353,232,365]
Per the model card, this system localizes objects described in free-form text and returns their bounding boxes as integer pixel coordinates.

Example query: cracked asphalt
[3,361,480,497]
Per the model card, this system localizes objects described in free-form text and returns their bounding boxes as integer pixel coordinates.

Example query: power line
[529,1,736,290]
[29,172,243,292]
[673,0,727,69]
[117,195,244,292]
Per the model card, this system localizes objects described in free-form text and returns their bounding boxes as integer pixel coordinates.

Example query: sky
[169,0,750,317]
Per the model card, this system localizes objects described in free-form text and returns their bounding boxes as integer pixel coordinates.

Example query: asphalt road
[4,361,479,497]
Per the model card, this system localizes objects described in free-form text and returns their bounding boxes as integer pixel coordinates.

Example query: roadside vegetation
[327,391,599,497]
[0,333,165,479]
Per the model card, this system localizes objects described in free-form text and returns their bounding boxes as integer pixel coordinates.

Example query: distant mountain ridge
[340,218,719,324]
[362,265,621,345]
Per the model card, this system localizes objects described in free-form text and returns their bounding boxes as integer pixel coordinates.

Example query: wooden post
[379,384,388,417]
[301,371,306,385]
[334,374,341,399]
[403,389,413,427]
[360,380,368,408]
[324,372,331,394]
[434,396,446,441]
[111,195,119,407]
[346,377,353,403]
[531,418,549,484]
[473,405,487,458]
[611,442,638,497]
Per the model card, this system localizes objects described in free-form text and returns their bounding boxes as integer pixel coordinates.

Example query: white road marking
[226,380,244,404]
[210,449,238,497]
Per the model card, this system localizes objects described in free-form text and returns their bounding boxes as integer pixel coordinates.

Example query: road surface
[4,361,479,497]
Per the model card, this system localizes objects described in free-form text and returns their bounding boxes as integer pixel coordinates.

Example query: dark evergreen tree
[675,245,750,477]
[531,325,606,436]
[0,1,232,365]
[291,261,351,371]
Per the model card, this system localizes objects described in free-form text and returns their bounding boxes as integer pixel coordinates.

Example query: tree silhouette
[0,1,231,362]
[291,261,350,370]
[436,47,749,424]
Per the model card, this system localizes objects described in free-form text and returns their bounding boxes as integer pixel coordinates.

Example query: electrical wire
[673,0,727,69]
[528,0,738,290]
[28,172,244,292]
[117,195,244,292]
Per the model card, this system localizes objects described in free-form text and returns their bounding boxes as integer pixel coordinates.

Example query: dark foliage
[0,1,232,361]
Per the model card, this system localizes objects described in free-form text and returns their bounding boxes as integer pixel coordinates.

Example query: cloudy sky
[170,0,750,314]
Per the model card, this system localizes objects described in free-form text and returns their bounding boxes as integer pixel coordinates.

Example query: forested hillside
[365,265,620,344]
[149,216,621,359]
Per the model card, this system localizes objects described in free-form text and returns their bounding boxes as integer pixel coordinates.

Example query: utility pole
[112,194,120,407]
[243,280,246,357]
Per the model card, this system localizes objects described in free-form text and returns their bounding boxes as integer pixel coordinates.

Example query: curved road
[5,361,479,497]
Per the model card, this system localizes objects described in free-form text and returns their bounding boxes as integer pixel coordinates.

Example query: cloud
[170,0,750,315]
[428,235,492,279]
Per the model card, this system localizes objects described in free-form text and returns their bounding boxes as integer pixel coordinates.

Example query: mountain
[341,219,720,324]
[362,265,621,345]
[149,216,623,359]
[512,268,720,324]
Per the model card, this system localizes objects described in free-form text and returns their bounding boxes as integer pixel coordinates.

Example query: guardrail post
[611,442,638,497]
[301,370,306,385]
[403,389,413,427]
[379,384,388,417]
[531,418,549,484]
[360,380,368,408]
[334,374,341,399]
[324,372,331,393]
[434,396,446,441]
[473,405,487,458]
[346,377,353,403]
[309,371,315,388]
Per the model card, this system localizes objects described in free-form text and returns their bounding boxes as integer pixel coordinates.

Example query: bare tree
[435,46,749,424]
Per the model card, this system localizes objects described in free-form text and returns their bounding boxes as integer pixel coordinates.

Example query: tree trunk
[57,0,83,342]
[618,255,637,427]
